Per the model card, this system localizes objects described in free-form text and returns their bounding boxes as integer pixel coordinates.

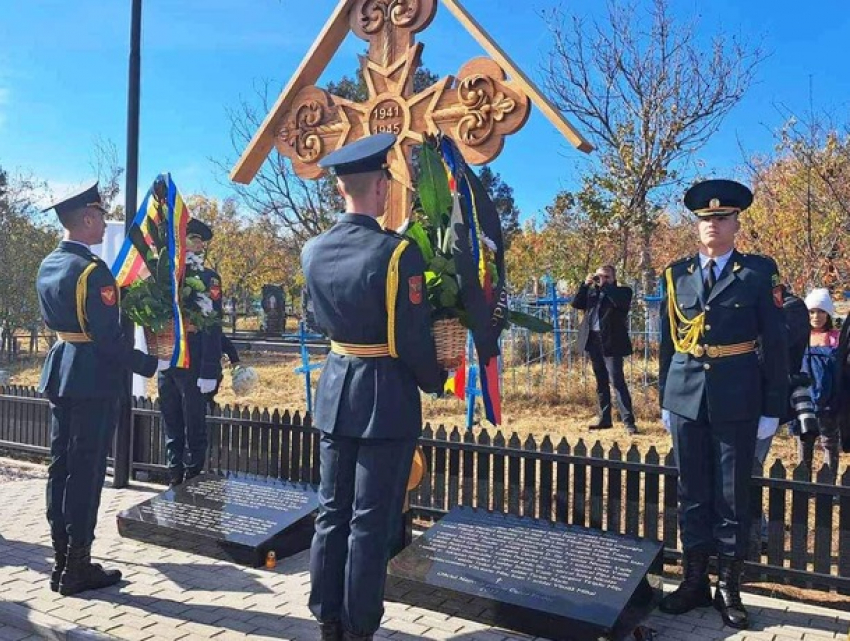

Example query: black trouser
[670,406,758,558]
[586,331,634,425]
[158,369,208,477]
[309,433,416,636]
[797,414,840,483]
[46,396,118,546]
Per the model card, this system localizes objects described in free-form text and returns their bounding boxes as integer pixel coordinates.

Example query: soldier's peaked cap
[42,182,103,219]
[318,133,396,176]
[187,218,213,241]
[684,179,753,217]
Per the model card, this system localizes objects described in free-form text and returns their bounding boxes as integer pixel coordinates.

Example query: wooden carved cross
[231,0,591,231]
[276,0,529,231]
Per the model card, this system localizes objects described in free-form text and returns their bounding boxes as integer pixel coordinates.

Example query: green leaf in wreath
[439,289,456,308]
[441,276,459,297]
[405,221,433,262]
[184,276,205,292]
[417,144,451,227]
[508,310,554,333]
[429,254,449,273]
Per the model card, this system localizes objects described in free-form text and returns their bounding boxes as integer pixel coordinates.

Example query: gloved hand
[757,416,779,439]
[156,360,171,372]
[661,409,671,434]
[197,378,217,394]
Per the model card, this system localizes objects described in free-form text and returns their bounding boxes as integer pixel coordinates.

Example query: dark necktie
[704,259,717,292]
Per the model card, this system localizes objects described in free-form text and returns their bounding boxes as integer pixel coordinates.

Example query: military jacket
[186,267,223,380]
[37,241,157,398]
[301,214,443,440]
[659,249,789,422]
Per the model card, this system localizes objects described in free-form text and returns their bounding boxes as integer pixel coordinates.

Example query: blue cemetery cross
[290,320,325,414]
[464,331,481,430]
[536,273,571,365]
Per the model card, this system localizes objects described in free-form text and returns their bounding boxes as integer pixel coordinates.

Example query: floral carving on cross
[274,0,530,228]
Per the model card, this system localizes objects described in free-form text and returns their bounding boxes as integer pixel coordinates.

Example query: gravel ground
[0,456,48,483]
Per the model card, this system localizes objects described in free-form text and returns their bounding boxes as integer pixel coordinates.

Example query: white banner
[91,221,148,397]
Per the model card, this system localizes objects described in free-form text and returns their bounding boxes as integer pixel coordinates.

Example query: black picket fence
[2,384,850,594]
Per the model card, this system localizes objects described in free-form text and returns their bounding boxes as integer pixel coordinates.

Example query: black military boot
[58,544,122,596]
[49,537,68,593]
[714,556,748,629]
[168,469,184,489]
[658,549,712,614]
[318,621,342,641]
[342,632,372,641]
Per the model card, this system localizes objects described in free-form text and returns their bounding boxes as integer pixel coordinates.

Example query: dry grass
[3,351,843,474]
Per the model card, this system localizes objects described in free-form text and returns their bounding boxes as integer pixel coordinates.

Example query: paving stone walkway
[1,465,848,641]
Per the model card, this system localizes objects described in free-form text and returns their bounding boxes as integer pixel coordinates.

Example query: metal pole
[114,0,143,489]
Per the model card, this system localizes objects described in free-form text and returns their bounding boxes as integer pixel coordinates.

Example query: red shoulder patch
[100,286,116,306]
[773,285,783,308]
[408,275,423,305]
[209,284,221,301]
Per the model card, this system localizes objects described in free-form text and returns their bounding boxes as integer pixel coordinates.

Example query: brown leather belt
[688,340,757,359]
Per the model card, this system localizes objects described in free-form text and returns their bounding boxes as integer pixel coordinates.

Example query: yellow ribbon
[75,262,99,341]
[386,240,409,359]
[665,267,706,354]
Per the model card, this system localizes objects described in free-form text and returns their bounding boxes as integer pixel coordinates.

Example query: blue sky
[2,0,850,221]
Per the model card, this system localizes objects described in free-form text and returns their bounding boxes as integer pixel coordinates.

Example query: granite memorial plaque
[387,507,663,641]
[117,473,319,567]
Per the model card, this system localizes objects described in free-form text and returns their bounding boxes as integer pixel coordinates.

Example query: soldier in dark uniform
[302,134,445,641]
[158,218,223,487]
[37,183,170,596]
[658,180,788,629]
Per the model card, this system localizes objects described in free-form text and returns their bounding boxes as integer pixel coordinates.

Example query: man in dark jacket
[572,264,637,434]
[158,219,223,487]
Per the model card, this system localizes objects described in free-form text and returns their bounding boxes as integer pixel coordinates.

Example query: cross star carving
[273,0,530,229]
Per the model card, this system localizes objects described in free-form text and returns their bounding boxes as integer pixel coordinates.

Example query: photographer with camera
[572,265,637,435]
[788,289,842,482]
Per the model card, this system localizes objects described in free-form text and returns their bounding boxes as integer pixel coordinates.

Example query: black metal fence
[2,385,849,593]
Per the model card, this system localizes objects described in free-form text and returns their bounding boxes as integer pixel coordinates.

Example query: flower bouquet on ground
[113,174,220,365]
[404,135,552,424]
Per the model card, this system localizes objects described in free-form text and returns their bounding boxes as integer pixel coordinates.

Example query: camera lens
[790,386,818,435]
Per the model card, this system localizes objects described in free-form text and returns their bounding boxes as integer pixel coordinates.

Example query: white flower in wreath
[186,252,205,271]
[195,292,214,316]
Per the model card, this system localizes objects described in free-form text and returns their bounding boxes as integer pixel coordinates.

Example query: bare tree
[218,67,441,252]
[90,136,125,219]
[542,0,764,287]
[0,167,58,360]
[739,109,850,290]
[214,80,342,251]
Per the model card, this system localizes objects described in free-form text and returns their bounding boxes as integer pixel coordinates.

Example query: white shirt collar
[699,249,733,274]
